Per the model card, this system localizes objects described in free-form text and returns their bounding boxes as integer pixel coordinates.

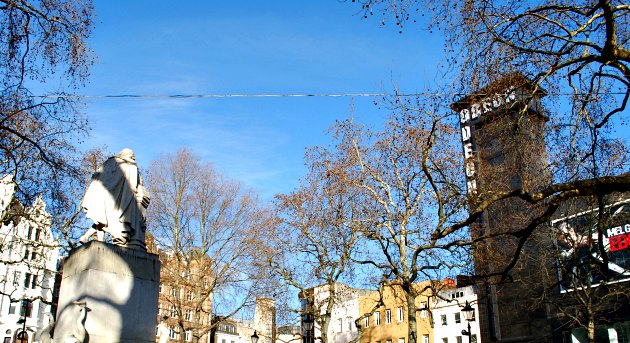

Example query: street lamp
[460,301,475,343]
[302,315,314,343]
[251,330,259,343]
[16,317,26,343]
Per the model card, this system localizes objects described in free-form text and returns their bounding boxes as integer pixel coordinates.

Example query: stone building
[300,283,373,343]
[358,281,434,343]
[154,248,214,343]
[452,73,554,342]
[432,285,480,343]
[0,176,59,343]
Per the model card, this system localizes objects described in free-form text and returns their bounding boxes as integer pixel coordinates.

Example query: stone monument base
[54,241,160,343]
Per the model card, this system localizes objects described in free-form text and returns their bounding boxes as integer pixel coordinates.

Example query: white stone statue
[34,312,54,343]
[79,148,150,250]
[63,301,88,343]
[157,316,169,343]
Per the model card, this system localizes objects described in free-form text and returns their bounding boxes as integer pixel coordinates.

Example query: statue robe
[81,156,147,247]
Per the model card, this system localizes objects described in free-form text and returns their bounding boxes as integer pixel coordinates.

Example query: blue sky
[80,1,445,200]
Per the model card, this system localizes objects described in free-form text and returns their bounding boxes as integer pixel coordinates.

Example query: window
[8,302,16,315]
[364,316,369,328]
[339,318,343,332]
[169,327,177,339]
[170,306,178,318]
[13,271,21,286]
[170,287,178,297]
[385,309,391,324]
[451,291,464,299]
[399,338,405,343]
[441,314,447,326]
[24,273,31,288]
[159,284,163,293]
[185,309,192,321]
[222,339,226,343]
[422,335,429,343]
[347,317,352,332]
[455,312,461,324]
[187,291,193,301]
[420,302,428,318]
[34,229,41,241]
[301,298,307,311]
[397,306,404,322]
[456,336,462,343]
[20,300,32,318]
[374,312,380,325]
[185,330,191,341]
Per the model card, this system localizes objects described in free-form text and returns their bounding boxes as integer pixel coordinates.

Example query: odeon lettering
[458,87,519,195]
[459,87,517,124]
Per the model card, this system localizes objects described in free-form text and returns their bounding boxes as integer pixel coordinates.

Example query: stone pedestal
[54,241,160,343]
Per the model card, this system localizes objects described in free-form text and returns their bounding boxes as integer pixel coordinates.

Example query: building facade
[358,281,434,343]
[301,283,373,343]
[432,285,480,343]
[452,74,554,342]
[155,249,214,343]
[0,176,59,343]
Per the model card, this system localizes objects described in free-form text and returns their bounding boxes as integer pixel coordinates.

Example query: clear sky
[80,1,445,200]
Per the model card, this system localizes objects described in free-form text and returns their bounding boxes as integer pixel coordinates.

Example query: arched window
[15,330,28,343]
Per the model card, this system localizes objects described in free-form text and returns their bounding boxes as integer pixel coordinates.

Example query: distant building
[154,249,214,343]
[0,176,59,343]
[211,317,240,343]
[432,285,480,343]
[300,283,372,343]
[276,326,301,343]
[210,298,276,343]
[358,281,435,343]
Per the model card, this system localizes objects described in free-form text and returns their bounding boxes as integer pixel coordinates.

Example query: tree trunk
[405,285,418,343]
[587,311,596,343]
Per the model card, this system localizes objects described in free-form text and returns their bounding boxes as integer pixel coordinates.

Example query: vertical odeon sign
[458,87,518,195]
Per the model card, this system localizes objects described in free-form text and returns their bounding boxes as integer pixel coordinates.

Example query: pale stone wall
[254,297,276,343]
[54,241,160,343]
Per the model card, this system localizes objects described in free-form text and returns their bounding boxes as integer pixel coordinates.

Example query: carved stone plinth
[54,241,160,343]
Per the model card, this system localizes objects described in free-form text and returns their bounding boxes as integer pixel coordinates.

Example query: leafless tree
[146,147,275,343]
[0,0,95,311]
[272,139,367,343]
[342,1,630,339]
[0,0,94,213]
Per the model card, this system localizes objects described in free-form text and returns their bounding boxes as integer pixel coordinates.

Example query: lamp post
[460,301,475,343]
[16,317,26,343]
[302,315,314,343]
[16,299,28,343]
[251,330,259,343]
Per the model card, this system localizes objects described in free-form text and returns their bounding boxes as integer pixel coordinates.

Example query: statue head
[117,148,136,162]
